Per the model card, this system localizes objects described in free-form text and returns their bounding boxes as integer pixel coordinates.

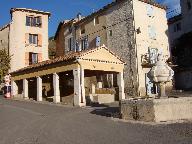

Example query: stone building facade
[55,0,170,97]
[0,8,50,72]
[0,24,9,52]
[168,0,192,90]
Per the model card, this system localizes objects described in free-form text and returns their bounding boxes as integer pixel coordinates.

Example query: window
[146,5,154,18]
[96,36,101,47]
[81,36,88,50]
[148,48,158,64]
[68,37,73,51]
[94,17,99,25]
[174,22,181,32]
[80,26,85,35]
[29,34,38,45]
[148,25,156,40]
[26,16,42,27]
[26,34,42,46]
[187,0,192,10]
[109,30,113,36]
[29,53,38,65]
[68,26,72,33]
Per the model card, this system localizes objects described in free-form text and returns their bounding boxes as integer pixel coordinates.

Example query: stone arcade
[10,46,125,106]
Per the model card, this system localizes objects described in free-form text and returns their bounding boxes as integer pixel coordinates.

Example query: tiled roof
[10,8,51,16]
[54,19,77,40]
[168,14,182,25]
[10,46,125,75]
[0,24,10,31]
[75,0,166,26]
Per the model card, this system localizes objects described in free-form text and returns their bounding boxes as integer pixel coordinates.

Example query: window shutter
[38,34,42,47]
[29,53,32,65]
[25,52,29,65]
[76,41,80,51]
[68,38,72,51]
[148,26,156,40]
[25,33,29,45]
[152,26,156,39]
[37,16,42,27]
[85,36,89,49]
[148,48,158,64]
[96,36,101,47]
[146,5,154,17]
[38,53,42,62]
[26,16,30,26]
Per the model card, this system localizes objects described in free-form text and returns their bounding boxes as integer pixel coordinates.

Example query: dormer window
[26,16,42,27]
[94,16,99,25]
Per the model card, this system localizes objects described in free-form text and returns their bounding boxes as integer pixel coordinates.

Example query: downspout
[75,58,84,103]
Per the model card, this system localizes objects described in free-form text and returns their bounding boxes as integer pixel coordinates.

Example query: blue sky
[0,0,180,37]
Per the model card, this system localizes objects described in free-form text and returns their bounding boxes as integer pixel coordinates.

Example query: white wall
[133,0,170,96]
[9,10,49,72]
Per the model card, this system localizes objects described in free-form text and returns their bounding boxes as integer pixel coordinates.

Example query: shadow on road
[90,103,120,118]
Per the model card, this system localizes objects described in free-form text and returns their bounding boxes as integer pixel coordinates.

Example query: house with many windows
[168,0,192,90]
[55,0,171,97]
[1,0,171,107]
[0,8,50,72]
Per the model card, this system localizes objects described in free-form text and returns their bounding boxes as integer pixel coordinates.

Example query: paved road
[0,97,192,144]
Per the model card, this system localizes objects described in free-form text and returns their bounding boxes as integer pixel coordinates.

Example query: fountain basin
[120,97,192,122]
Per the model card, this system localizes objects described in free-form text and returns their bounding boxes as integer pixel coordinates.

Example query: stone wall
[0,25,9,52]
[106,0,138,97]
[120,97,192,122]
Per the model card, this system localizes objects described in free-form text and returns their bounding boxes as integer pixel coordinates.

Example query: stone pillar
[23,79,29,99]
[111,74,114,87]
[73,68,86,107]
[117,72,125,100]
[37,76,42,102]
[158,82,166,98]
[91,84,96,94]
[97,75,103,88]
[81,69,86,105]
[11,81,18,97]
[53,73,60,103]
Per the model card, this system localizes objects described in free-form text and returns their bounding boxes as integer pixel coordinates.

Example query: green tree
[0,49,11,81]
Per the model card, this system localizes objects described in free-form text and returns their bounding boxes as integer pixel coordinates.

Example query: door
[145,73,157,95]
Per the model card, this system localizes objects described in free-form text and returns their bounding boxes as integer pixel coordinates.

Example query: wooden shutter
[148,26,156,40]
[25,52,29,65]
[39,17,42,27]
[96,36,101,47]
[38,53,42,62]
[37,16,42,27]
[85,36,88,49]
[38,34,42,47]
[25,33,29,45]
[146,5,154,17]
[29,53,32,65]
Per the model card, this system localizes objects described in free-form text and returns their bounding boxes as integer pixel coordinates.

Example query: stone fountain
[150,53,174,98]
[120,53,192,122]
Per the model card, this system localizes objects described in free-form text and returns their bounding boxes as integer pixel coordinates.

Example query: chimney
[77,13,82,21]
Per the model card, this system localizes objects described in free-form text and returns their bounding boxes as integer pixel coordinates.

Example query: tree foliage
[0,49,11,80]
[48,36,56,59]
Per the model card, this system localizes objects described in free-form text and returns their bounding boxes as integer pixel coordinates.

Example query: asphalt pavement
[0,96,192,144]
